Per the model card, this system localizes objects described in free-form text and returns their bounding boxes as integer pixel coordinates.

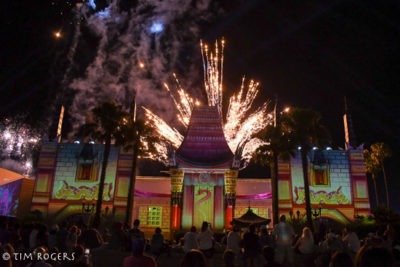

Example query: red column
[225,205,233,230]
[171,203,181,229]
[170,169,184,235]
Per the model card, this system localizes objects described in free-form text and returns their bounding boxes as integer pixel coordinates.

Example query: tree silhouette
[255,108,296,224]
[368,142,392,208]
[280,107,330,231]
[77,101,127,228]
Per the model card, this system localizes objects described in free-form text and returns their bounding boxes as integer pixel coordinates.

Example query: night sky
[1,0,399,210]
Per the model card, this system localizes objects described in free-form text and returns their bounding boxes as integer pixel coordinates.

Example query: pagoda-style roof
[176,106,234,167]
[231,208,271,227]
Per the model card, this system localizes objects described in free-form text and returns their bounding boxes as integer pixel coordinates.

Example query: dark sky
[1,0,399,210]
[214,1,400,149]
[213,1,400,210]
[2,1,399,147]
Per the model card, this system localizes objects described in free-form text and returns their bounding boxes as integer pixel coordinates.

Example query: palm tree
[116,115,158,226]
[255,121,296,225]
[78,101,128,228]
[363,148,380,207]
[280,107,331,231]
[369,142,392,208]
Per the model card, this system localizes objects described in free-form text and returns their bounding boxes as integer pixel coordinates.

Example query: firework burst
[53,1,271,168]
[0,119,41,176]
[144,39,272,168]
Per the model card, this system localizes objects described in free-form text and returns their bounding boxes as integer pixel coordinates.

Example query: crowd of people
[178,215,399,267]
[218,215,399,267]
[0,215,399,267]
[0,217,170,267]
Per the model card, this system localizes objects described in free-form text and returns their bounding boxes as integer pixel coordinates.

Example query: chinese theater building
[30,104,369,237]
[169,106,241,231]
[31,105,272,237]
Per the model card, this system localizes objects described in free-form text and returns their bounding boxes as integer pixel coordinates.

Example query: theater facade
[30,106,370,237]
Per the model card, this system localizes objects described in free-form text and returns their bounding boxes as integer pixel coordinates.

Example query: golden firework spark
[144,39,272,168]
[143,107,183,148]
[201,39,225,115]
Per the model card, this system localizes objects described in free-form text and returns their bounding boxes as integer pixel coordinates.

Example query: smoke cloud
[66,0,217,136]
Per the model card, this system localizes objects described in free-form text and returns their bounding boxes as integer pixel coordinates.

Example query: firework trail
[201,39,224,115]
[63,4,85,82]
[142,107,183,148]
[163,73,197,127]
[225,77,263,147]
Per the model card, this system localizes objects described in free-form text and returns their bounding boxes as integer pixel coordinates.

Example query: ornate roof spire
[343,96,358,150]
